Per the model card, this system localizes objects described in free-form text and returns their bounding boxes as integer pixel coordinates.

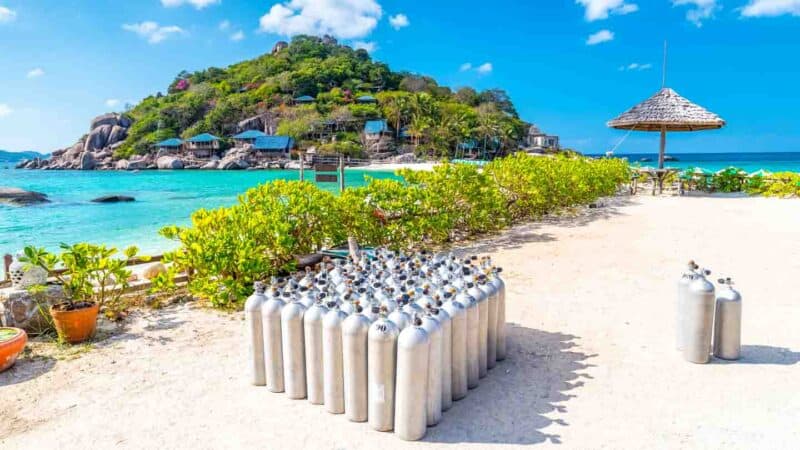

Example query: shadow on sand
[714,345,800,365]
[0,354,56,387]
[423,325,595,445]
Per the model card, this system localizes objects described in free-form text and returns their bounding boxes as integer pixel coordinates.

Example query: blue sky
[0,0,799,154]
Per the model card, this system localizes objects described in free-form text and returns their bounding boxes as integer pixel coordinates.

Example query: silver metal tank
[713,278,742,360]
[368,306,400,432]
[683,270,716,364]
[388,301,412,330]
[434,303,453,412]
[441,291,467,400]
[262,288,286,393]
[303,293,328,405]
[245,282,267,386]
[342,304,371,422]
[454,288,480,389]
[479,275,499,369]
[323,302,349,413]
[677,261,698,351]
[467,279,489,378]
[281,298,307,399]
[394,316,430,441]
[490,268,507,361]
[420,308,443,427]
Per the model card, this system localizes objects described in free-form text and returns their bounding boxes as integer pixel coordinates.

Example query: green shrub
[712,167,747,193]
[746,172,800,197]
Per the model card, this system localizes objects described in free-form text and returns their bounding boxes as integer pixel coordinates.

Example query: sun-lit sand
[2,195,799,449]
[359,161,438,172]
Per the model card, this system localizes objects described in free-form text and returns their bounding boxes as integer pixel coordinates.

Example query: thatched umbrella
[608,88,726,168]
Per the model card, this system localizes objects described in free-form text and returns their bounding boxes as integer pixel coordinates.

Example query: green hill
[117,35,526,159]
[0,150,48,163]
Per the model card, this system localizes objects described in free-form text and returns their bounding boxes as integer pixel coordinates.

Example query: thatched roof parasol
[608,87,725,168]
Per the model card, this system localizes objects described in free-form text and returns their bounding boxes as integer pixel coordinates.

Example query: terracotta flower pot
[50,302,100,344]
[0,327,27,372]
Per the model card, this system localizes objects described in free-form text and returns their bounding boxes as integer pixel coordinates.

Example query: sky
[0,0,799,154]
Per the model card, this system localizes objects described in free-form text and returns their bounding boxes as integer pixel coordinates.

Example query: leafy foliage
[160,155,630,308]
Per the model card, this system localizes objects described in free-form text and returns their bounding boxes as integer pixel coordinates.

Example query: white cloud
[476,62,493,74]
[218,20,230,31]
[459,63,473,72]
[586,29,614,45]
[122,22,185,44]
[741,0,800,17]
[27,68,45,78]
[0,6,16,23]
[161,0,220,9]
[105,99,120,108]
[353,40,377,52]
[673,0,719,26]
[0,104,12,118]
[577,0,639,21]
[259,0,382,39]
[230,30,245,41]
[618,62,653,71]
[389,13,409,30]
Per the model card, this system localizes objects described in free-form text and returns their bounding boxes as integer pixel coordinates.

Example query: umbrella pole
[659,127,666,169]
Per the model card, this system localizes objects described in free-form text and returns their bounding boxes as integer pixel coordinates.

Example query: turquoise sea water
[0,168,397,268]
[593,152,800,173]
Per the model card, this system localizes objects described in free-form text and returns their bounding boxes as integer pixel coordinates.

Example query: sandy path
[1,195,799,449]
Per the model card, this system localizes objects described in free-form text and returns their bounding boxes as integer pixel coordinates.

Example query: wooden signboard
[315,174,338,183]
[314,164,338,172]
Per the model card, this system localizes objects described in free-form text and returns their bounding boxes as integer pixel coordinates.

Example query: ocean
[594,152,800,173]
[0,168,397,269]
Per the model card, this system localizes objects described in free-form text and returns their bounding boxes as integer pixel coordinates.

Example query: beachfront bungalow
[294,95,315,105]
[457,139,479,158]
[186,133,221,159]
[364,119,391,137]
[232,129,267,147]
[154,138,183,154]
[250,136,294,161]
[526,124,560,152]
[356,95,377,104]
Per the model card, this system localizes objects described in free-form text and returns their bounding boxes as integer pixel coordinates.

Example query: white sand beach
[2,195,799,449]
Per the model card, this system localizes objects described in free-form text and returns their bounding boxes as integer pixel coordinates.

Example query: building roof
[607,88,726,132]
[187,133,221,143]
[458,139,478,150]
[155,138,183,147]
[252,135,294,151]
[364,119,389,134]
[232,130,267,139]
[356,95,377,103]
[294,95,315,102]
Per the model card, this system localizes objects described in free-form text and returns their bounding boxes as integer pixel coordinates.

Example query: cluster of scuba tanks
[245,248,507,441]
[677,261,743,364]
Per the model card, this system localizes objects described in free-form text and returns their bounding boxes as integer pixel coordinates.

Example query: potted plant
[21,243,139,344]
[0,327,27,372]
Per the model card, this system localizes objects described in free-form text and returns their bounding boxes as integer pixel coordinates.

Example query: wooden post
[299,150,305,182]
[3,254,12,281]
[659,127,666,169]
[338,155,345,192]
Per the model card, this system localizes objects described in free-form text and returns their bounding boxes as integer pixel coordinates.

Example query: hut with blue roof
[250,135,295,161]
[364,119,390,136]
[154,138,183,154]
[356,95,377,104]
[294,95,315,105]
[186,133,221,159]
[232,129,267,147]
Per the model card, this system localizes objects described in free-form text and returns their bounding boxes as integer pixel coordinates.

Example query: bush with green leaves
[746,172,800,197]
[160,155,630,308]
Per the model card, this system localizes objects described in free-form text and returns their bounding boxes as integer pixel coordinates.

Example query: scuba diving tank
[442,289,467,400]
[342,303,371,422]
[433,301,453,412]
[683,269,716,364]
[244,281,267,386]
[281,296,307,399]
[713,277,742,360]
[420,306,443,427]
[303,292,328,405]
[467,275,489,378]
[478,274,499,369]
[388,297,412,330]
[402,292,424,316]
[323,301,349,413]
[677,261,698,351]
[368,306,400,432]
[394,316,430,441]
[455,286,480,389]
[490,267,507,361]
[262,287,286,393]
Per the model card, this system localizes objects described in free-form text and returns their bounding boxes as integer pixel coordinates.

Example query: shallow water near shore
[0,168,398,268]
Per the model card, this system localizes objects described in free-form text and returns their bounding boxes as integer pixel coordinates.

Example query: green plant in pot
[21,243,140,344]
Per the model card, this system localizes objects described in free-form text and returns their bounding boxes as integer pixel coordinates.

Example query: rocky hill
[28,35,527,170]
[1,150,48,164]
